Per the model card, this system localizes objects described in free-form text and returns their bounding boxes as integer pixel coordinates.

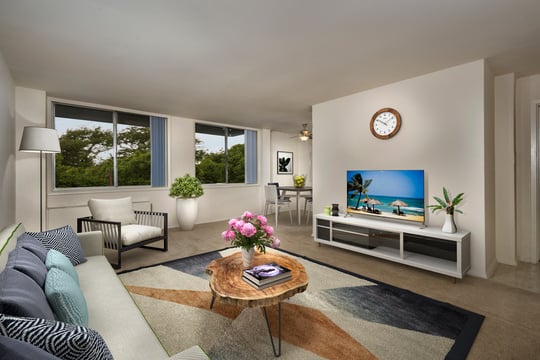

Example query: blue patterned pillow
[6,247,48,288]
[0,314,113,360]
[46,249,79,285]
[45,268,88,326]
[26,225,86,266]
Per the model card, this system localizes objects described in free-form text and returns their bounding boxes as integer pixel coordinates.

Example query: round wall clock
[370,108,401,139]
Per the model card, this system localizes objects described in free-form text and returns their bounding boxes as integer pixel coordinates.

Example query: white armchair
[77,197,168,269]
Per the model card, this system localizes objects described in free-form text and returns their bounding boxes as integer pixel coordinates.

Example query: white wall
[313,60,492,278]
[270,131,312,187]
[494,73,517,265]
[13,94,266,231]
[0,51,16,229]
[516,74,540,263]
[269,131,313,214]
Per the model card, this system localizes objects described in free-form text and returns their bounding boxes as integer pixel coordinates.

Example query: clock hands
[375,119,389,127]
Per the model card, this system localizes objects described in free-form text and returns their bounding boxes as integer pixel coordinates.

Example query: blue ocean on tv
[347,195,425,216]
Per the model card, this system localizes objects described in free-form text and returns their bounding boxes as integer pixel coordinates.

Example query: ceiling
[1,0,539,134]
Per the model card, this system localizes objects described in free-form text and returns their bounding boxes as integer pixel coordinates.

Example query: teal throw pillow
[44,268,88,326]
[46,249,79,285]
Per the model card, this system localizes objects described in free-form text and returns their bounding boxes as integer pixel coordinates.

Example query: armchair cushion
[88,197,137,225]
[26,226,86,266]
[121,225,162,246]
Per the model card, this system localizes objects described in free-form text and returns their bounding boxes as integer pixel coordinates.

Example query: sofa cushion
[26,225,86,266]
[88,197,137,225]
[0,268,55,320]
[76,256,169,359]
[0,314,113,360]
[0,335,61,360]
[45,268,88,326]
[121,224,162,246]
[16,233,48,262]
[6,247,48,288]
[46,249,79,285]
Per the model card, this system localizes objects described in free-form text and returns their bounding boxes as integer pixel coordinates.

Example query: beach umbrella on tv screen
[390,200,408,215]
[367,198,382,211]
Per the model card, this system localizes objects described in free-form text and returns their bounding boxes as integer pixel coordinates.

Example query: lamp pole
[19,126,61,232]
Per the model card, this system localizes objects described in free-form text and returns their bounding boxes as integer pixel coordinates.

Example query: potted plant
[427,187,464,233]
[169,173,204,230]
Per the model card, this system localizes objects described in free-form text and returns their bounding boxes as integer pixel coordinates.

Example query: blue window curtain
[150,116,167,187]
[245,130,257,184]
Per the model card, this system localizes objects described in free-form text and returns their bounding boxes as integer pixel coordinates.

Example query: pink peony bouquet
[221,211,281,253]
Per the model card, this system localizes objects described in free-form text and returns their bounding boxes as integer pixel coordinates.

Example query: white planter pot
[442,213,457,233]
[176,198,199,231]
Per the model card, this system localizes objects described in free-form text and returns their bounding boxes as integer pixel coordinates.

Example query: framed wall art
[277,151,293,174]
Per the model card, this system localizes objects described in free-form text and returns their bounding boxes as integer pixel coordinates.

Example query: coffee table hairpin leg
[262,303,282,357]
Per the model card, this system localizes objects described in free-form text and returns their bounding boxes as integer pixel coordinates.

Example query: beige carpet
[119,248,483,360]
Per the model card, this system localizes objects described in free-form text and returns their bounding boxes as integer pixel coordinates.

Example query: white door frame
[531,100,540,263]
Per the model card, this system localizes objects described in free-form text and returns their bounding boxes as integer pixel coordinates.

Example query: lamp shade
[19,127,61,153]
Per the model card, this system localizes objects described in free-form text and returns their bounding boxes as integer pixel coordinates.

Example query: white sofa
[0,223,208,360]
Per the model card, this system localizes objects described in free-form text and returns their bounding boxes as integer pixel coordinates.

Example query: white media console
[315,214,471,278]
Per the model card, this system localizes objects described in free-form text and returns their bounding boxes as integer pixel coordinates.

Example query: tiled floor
[115,216,540,360]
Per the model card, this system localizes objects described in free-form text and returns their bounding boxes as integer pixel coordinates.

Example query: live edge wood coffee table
[206,251,308,357]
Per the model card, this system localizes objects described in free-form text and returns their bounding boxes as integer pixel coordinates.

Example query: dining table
[278,186,313,225]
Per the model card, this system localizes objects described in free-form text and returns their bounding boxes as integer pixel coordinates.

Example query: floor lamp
[19,126,61,232]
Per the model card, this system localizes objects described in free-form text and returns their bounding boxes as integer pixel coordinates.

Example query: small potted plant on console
[427,187,464,233]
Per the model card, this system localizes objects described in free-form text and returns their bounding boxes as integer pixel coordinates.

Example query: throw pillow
[88,197,137,225]
[46,249,79,285]
[0,335,61,360]
[0,268,56,320]
[16,233,49,262]
[0,314,113,360]
[45,268,88,326]
[6,247,48,288]
[26,225,87,266]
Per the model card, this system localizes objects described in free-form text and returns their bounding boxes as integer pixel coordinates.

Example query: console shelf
[315,214,471,278]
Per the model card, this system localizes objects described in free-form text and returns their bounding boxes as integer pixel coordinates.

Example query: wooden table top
[206,251,308,308]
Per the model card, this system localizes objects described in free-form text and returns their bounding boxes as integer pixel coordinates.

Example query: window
[53,103,166,189]
[195,123,257,184]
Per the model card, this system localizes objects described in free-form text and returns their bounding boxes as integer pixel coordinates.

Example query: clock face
[370,108,401,139]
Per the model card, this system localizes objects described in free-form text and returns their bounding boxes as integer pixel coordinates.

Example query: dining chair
[267,182,290,201]
[264,184,293,227]
[302,195,313,223]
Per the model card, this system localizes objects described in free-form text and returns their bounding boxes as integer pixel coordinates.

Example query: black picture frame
[277,151,293,174]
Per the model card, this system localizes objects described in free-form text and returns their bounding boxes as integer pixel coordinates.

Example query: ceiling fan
[298,123,312,141]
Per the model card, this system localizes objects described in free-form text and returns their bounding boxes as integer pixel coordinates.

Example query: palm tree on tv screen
[347,173,372,209]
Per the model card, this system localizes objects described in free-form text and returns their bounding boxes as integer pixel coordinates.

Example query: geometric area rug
[118,248,484,360]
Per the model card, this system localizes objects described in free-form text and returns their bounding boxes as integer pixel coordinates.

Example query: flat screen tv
[346,169,425,224]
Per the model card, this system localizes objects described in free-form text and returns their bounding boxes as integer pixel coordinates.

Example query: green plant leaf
[169,173,204,199]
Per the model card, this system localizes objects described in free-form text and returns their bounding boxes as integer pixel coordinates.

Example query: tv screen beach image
[346,170,425,223]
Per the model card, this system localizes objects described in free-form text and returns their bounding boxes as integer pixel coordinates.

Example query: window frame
[49,99,168,191]
[194,122,258,185]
